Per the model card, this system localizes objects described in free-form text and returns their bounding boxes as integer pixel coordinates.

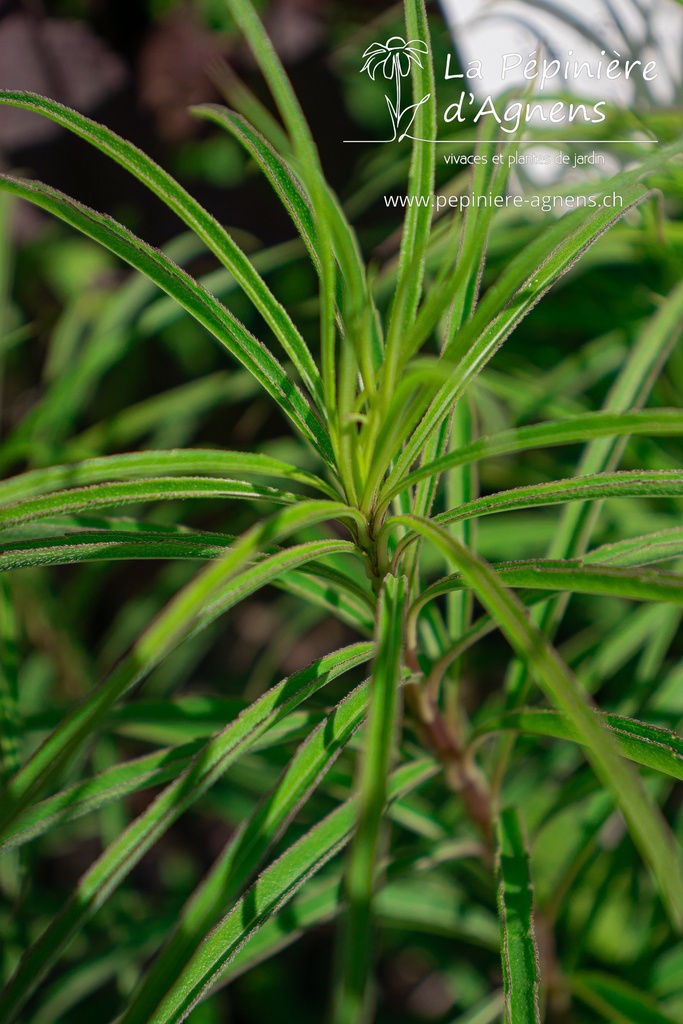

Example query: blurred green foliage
[0,2,683,1023]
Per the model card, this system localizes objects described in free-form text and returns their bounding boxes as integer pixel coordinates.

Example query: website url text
[384,192,624,212]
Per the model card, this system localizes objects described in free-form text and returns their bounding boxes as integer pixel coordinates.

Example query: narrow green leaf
[221,0,319,178]
[495,808,541,1024]
[420,561,683,607]
[333,574,407,1024]
[388,514,683,930]
[137,240,305,339]
[0,643,373,1023]
[220,0,363,297]
[384,408,683,506]
[382,0,435,394]
[399,411,455,596]
[0,531,231,572]
[211,58,293,155]
[23,696,316,749]
[205,851,498,1004]
[225,819,493,995]
[224,0,385,444]
[570,972,681,1024]
[0,477,297,532]
[544,277,683,566]
[29,941,163,1024]
[147,757,437,1024]
[476,709,683,782]
[281,567,375,635]
[420,104,529,355]
[434,469,683,527]
[0,579,19,783]
[408,592,554,669]
[0,448,337,505]
[376,873,498,945]
[0,233,209,468]
[584,527,683,567]
[120,680,371,1024]
[0,90,324,410]
[0,742,204,852]
[191,106,319,267]
[0,502,363,839]
[216,873,343,985]
[0,173,334,464]
[369,183,660,511]
[443,401,477,678]
[0,527,374,635]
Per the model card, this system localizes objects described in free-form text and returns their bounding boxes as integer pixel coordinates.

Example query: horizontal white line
[343,139,659,144]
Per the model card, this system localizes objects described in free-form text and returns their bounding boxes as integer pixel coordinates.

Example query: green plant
[1,1,683,1022]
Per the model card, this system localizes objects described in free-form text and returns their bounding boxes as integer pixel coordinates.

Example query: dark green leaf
[495,808,541,1024]
[0,173,334,464]
[571,971,680,1024]
[476,709,683,781]
[0,91,324,410]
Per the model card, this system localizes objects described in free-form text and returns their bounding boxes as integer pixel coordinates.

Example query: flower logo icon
[361,36,430,142]
[361,36,428,80]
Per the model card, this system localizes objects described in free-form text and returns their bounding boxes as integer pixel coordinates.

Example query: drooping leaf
[0,90,325,410]
[387,514,683,930]
[0,173,334,465]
